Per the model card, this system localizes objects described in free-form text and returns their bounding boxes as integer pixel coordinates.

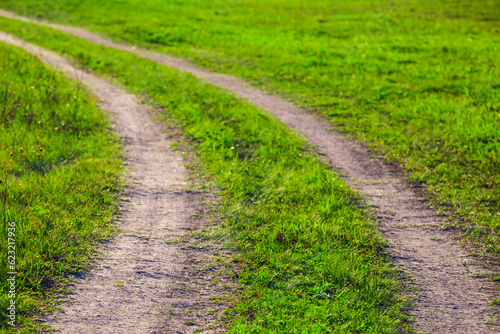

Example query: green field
[2,0,497,254]
[1,0,499,332]
[0,41,123,331]
[0,17,412,333]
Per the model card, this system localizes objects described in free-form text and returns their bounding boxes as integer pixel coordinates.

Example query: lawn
[1,0,497,254]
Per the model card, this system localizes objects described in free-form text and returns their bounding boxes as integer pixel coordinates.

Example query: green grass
[0,42,123,332]
[0,18,412,332]
[1,0,498,255]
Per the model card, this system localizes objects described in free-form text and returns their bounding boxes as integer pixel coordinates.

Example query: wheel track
[0,31,230,333]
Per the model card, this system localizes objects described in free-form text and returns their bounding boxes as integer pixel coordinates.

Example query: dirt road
[0,9,498,332]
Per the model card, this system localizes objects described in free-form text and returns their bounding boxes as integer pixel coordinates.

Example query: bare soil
[0,9,499,332]
[0,32,235,334]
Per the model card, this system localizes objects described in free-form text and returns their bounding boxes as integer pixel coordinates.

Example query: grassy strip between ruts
[0,41,123,332]
[1,0,497,256]
[0,19,411,333]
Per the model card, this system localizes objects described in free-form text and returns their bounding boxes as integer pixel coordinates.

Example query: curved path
[0,32,230,333]
[0,10,499,333]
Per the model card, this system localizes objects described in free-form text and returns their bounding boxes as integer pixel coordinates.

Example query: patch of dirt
[1,10,499,332]
[0,32,236,333]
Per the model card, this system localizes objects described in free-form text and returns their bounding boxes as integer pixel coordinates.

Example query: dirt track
[0,9,499,333]
[0,32,233,333]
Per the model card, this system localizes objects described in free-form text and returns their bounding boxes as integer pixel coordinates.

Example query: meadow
[0,0,499,332]
[1,0,497,253]
[0,17,412,332]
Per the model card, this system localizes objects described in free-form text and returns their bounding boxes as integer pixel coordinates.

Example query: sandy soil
[0,32,235,334]
[0,9,499,332]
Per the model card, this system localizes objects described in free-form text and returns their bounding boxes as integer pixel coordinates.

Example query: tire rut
[0,32,231,334]
[0,10,499,333]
